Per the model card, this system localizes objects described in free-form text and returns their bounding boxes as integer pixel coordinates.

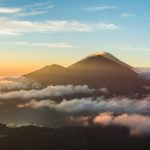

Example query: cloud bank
[18,97,150,115]
[94,112,150,136]
[0,76,42,92]
[0,84,98,100]
[0,76,150,136]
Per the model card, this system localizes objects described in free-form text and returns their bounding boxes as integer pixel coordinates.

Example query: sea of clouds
[0,76,150,136]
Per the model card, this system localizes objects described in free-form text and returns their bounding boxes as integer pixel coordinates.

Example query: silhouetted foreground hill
[0,123,150,150]
[24,52,143,94]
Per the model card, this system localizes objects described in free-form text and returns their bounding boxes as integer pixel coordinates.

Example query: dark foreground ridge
[0,123,150,150]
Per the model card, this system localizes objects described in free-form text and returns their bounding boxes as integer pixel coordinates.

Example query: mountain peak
[89,51,109,57]
[86,51,132,69]
[42,64,65,70]
[69,51,132,69]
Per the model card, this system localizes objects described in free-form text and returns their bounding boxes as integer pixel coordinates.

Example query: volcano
[24,52,143,94]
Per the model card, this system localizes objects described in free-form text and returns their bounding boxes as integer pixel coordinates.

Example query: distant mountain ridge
[24,51,143,94]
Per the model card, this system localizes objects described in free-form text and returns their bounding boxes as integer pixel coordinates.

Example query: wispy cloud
[17,3,54,17]
[84,5,118,12]
[121,13,136,18]
[25,2,53,8]
[118,44,150,52]
[0,7,22,14]
[16,10,48,17]
[0,18,119,36]
[0,41,73,48]
[0,2,54,17]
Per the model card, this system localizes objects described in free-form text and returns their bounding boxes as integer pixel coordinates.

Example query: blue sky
[0,0,150,75]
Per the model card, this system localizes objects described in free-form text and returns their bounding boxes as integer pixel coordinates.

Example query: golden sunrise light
[0,0,150,149]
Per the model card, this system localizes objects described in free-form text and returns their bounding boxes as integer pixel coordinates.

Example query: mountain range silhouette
[24,52,143,94]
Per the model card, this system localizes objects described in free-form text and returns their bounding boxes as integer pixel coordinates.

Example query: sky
[0,0,150,75]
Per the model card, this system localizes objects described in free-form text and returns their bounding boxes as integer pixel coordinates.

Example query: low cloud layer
[0,76,150,136]
[17,96,150,135]
[0,84,99,100]
[94,112,150,136]
[18,97,150,115]
[0,76,42,92]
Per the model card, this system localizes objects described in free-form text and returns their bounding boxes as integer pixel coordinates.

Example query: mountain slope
[68,52,142,93]
[69,52,132,69]
[24,64,69,85]
[24,52,143,94]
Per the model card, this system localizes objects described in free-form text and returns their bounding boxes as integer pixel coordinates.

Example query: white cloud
[99,88,109,94]
[84,5,118,12]
[16,10,48,17]
[18,96,150,115]
[17,4,54,17]
[18,98,100,112]
[0,85,97,100]
[0,18,119,36]
[121,13,136,18]
[0,41,73,48]
[94,112,150,135]
[0,2,54,17]
[26,2,53,8]
[0,76,42,92]
[0,7,22,14]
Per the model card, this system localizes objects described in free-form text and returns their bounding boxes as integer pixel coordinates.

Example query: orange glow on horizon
[0,60,72,76]
[0,54,78,76]
[0,63,43,76]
